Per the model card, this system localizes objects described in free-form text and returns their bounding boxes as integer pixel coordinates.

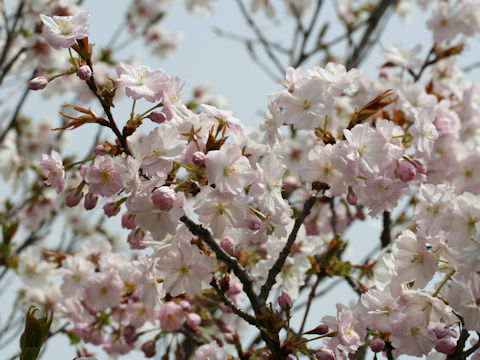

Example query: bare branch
[234,0,285,75]
[346,0,398,70]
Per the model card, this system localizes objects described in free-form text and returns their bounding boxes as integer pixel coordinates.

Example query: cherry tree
[1,1,480,360]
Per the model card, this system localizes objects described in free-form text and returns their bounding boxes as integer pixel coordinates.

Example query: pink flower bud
[77,65,92,80]
[379,68,389,79]
[94,145,107,156]
[28,76,48,90]
[224,333,235,344]
[141,340,156,358]
[220,303,233,313]
[66,189,83,207]
[258,244,268,256]
[122,325,136,344]
[413,159,427,175]
[369,338,385,352]
[282,176,298,193]
[186,313,202,329]
[159,302,185,332]
[127,228,146,250]
[247,215,261,231]
[346,187,357,205]
[395,160,416,182]
[84,192,98,210]
[435,338,456,355]
[192,151,206,166]
[307,324,329,335]
[121,212,136,229]
[179,300,191,312]
[432,326,449,339]
[278,289,293,310]
[220,324,233,333]
[220,236,235,256]
[316,348,335,360]
[151,186,175,211]
[149,111,166,124]
[103,200,120,217]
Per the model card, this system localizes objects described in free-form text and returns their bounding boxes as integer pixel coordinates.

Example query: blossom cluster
[4,0,480,359]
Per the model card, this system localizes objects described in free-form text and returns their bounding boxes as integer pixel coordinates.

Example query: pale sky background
[3,0,480,359]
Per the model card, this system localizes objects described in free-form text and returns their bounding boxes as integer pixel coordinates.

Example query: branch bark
[259,196,317,304]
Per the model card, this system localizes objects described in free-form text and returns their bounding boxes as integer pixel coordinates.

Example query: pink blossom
[159,302,185,331]
[193,341,229,360]
[115,63,168,102]
[39,12,90,49]
[156,242,213,296]
[85,156,125,197]
[38,150,65,193]
[206,144,255,195]
[84,271,124,312]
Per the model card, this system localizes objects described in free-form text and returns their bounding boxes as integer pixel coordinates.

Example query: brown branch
[83,69,132,156]
[179,215,263,316]
[380,211,391,248]
[293,0,324,67]
[210,278,259,327]
[0,68,34,143]
[258,196,317,304]
[345,0,398,70]
[234,0,285,75]
[298,274,323,333]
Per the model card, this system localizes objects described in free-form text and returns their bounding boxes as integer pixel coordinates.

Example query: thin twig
[346,0,398,70]
[210,279,259,327]
[179,215,262,316]
[294,0,324,67]
[234,0,285,75]
[0,68,35,143]
[259,196,317,304]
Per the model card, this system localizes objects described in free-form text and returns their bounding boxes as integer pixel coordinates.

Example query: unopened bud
[432,326,449,339]
[192,151,206,166]
[103,200,121,217]
[151,186,175,211]
[435,338,456,355]
[220,236,235,256]
[395,160,416,182]
[84,192,98,210]
[247,215,261,231]
[305,324,329,335]
[278,289,293,310]
[149,111,166,124]
[369,338,385,353]
[28,76,48,90]
[141,340,156,358]
[316,348,335,360]
[186,313,202,329]
[127,228,146,250]
[224,333,235,344]
[346,187,357,205]
[66,189,83,207]
[121,212,136,229]
[282,176,299,193]
[77,65,92,80]
[179,300,191,312]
